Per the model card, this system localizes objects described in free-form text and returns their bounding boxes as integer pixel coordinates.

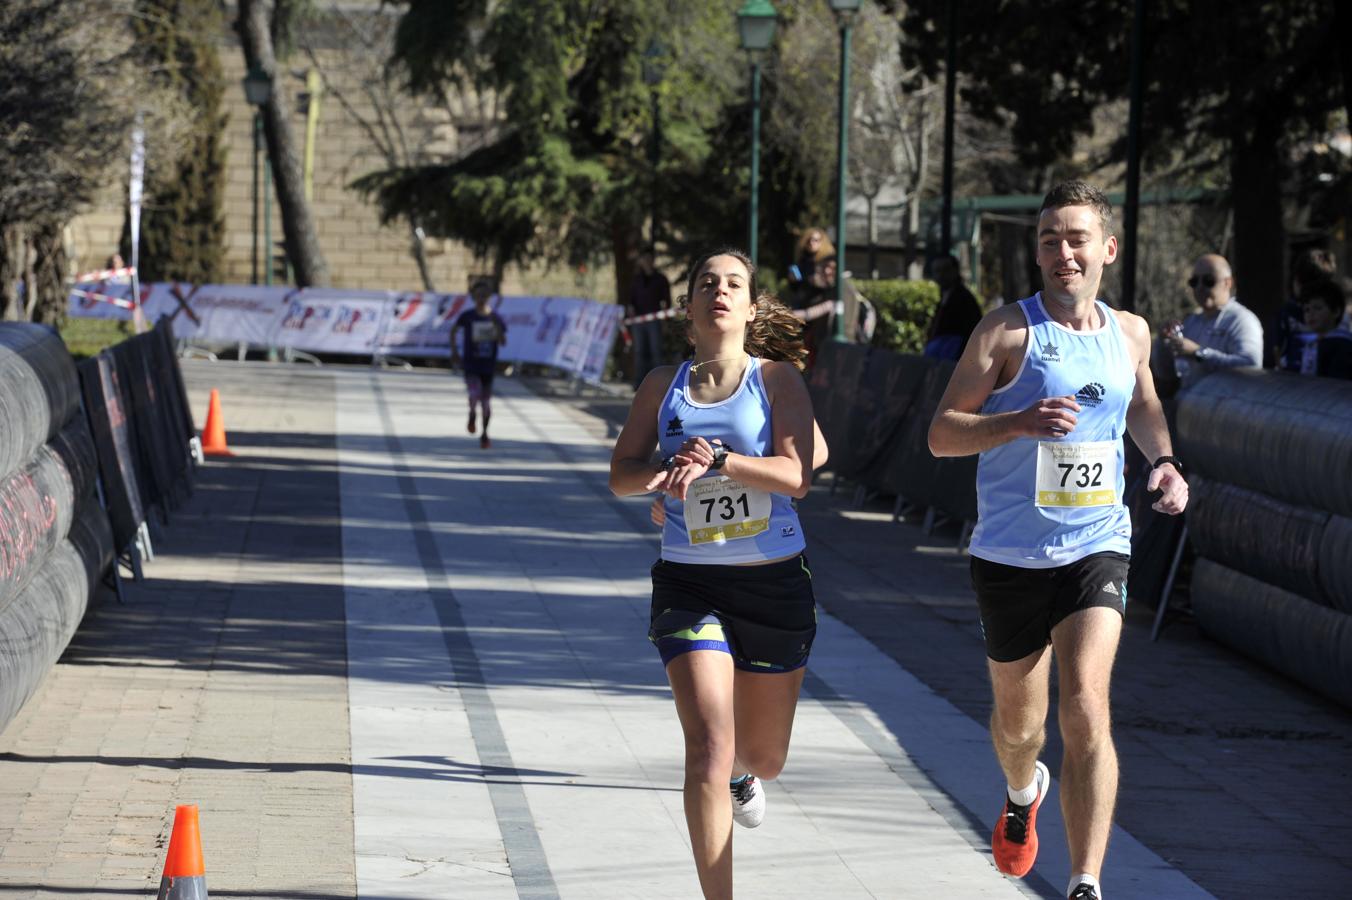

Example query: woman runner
[609,248,819,899]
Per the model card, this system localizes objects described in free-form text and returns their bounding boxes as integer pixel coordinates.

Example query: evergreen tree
[126,0,228,284]
[897,0,1348,326]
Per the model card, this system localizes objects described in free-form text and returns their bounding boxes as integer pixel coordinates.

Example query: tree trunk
[31,221,69,327]
[21,228,35,321]
[408,218,436,292]
[236,0,330,288]
[0,226,20,321]
[1228,113,1285,362]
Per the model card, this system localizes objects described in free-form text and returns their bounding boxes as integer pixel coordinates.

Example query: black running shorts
[970,551,1129,663]
[649,555,817,673]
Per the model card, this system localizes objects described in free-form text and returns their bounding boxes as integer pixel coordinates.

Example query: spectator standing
[627,248,672,389]
[787,228,834,314]
[924,253,984,360]
[1296,279,1352,380]
[1164,253,1263,391]
[1276,248,1338,370]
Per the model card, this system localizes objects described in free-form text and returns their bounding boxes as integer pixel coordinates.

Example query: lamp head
[737,0,778,52]
[242,66,272,106]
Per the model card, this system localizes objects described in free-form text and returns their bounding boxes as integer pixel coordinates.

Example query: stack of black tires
[0,324,115,730]
[1178,370,1352,708]
[0,319,198,734]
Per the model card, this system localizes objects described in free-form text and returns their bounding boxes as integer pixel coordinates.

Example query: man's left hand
[1148,463,1188,515]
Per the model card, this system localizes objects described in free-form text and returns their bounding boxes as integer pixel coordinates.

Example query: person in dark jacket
[924,254,984,360]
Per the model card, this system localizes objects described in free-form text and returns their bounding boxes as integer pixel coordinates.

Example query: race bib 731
[683,476,771,545]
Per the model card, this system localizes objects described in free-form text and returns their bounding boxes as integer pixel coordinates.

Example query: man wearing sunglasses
[1164,254,1263,391]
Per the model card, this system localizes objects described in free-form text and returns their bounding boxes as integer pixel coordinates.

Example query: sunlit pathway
[335,368,1213,900]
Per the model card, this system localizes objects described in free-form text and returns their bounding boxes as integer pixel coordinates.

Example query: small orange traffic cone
[157,804,208,900]
[201,389,233,457]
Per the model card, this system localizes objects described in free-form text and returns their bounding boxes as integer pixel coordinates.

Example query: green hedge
[855,279,940,355]
[60,319,131,360]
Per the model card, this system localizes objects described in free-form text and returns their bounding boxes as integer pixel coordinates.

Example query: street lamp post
[642,40,668,248]
[242,66,272,286]
[830,0,861,341]
[737,0,777,267]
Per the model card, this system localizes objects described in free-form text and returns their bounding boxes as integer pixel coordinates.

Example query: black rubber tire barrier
[0,414,99,635]
[1177,370,1352,517]
[1186,474,1329,605]
[0,540,91,735]
[66,497,115,595]
[1319,516,1352,616]
[0,445,75,612]
[0,324,80,482]
[1191,557,1352,710]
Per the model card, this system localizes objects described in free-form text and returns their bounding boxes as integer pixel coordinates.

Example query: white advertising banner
[67,282,622,382]
[275,289,391,355]
[379,291,473,356]
[163,284,289,345]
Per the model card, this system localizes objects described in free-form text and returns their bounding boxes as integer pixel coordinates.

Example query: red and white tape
[70,288,135,310]
[622,307,685,326]
[73,265,136,283]
[623,300,836,327]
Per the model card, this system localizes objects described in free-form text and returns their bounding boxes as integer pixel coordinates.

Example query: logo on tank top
[1075,382,1106,407]
[666,415,684,436]
[1040,340,1061,362]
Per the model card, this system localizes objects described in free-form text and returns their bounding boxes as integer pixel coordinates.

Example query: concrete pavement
[0,362,1347,899]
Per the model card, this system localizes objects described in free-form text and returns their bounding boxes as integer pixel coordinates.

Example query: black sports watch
[1152,455,1184,477]
[710,443,732,471]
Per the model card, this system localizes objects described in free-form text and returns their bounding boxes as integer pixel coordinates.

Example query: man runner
[928,181,1188,900]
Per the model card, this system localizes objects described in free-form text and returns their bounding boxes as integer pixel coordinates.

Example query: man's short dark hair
[1301,278,1345,314]
[1039,180,1114,235]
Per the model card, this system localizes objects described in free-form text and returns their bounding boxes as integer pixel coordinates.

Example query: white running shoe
[731,776,766,828]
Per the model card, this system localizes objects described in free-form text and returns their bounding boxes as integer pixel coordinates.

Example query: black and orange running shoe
[992,760,1049,877]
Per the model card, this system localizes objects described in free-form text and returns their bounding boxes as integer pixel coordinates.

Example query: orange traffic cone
[157,804,208,900]
[201,389,233,457]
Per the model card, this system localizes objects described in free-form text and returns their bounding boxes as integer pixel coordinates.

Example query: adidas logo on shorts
[1100,581,1118,595]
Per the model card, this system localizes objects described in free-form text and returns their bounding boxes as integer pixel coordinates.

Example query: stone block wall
[67,6,616,301]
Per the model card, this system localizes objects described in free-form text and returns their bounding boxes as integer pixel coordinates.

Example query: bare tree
[297,4,501,291]
[236,0,331,287]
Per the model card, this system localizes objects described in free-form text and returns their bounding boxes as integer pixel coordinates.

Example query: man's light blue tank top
[657,358,806,564]
[970,294,1135,568]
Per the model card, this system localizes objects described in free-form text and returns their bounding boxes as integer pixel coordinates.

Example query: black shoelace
[1002,799,1032,844]
[731,777,756,805]
[1068,884,1099,899]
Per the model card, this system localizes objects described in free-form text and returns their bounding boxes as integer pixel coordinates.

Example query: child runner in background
[451,278,508,449]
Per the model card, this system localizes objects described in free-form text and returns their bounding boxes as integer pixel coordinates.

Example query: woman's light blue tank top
[969,294,1136,568]
[657,358,806,564]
